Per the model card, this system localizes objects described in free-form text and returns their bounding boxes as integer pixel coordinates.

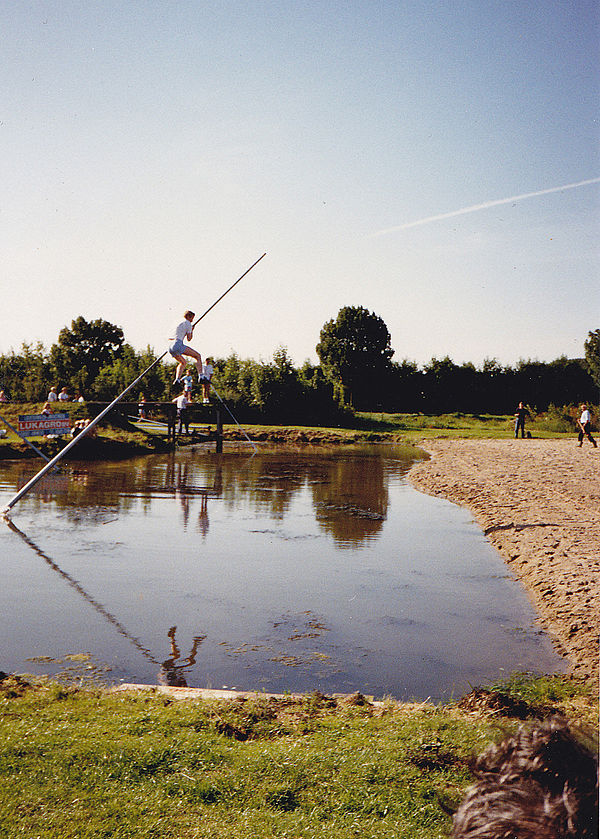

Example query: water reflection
[0,445,567,699]
[159,627,206,687]
[5,445,414,548]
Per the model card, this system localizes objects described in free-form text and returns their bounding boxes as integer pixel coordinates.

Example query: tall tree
[316,306,394,406]
[584,329,600,390]
[50,316,125,395]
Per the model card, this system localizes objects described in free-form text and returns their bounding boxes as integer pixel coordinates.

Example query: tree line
[0,312,598,422]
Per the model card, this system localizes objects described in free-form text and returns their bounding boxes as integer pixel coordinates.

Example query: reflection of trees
[310,454,388,547]
[4,447,410,546]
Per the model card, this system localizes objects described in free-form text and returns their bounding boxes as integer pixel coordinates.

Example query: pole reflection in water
[0,445,567,700]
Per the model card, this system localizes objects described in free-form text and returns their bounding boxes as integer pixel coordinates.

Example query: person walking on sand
[514,402,530,439]
[169,310,202,384]
[577,404,597,448]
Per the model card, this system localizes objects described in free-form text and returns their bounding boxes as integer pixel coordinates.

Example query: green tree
[316,306,394,406]
[584,329,600,389]
[50,316,125,396]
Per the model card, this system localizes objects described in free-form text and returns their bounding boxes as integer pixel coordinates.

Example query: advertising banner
[18,413,71,437]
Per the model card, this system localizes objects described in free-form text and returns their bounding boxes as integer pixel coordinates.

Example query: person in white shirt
[172,391,192,435]
[58,387,70,402]
[200,358,214,404]
[168,310,202,385]
[577,404,597,448]
[47,387,58,402]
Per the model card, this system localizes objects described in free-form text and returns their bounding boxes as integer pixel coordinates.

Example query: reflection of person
[172,392,192,435]
[197,492,209,538]
[158,626,205,687]
[577,404,597,448]
[200,358,214,404]
[169,310,202,384]
[452,717,598,839]
[514,402,529,438]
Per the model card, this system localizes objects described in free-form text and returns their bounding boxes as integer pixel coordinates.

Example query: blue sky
[2,0,598,368]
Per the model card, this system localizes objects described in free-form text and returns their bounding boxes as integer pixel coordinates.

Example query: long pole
[192,253,266,328]
[2,253,266,517]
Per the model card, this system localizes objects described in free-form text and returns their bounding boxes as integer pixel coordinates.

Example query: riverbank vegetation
[0,671,595,838]
[0,317,598,422]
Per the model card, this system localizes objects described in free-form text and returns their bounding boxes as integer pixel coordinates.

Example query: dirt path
[408,438,599,683]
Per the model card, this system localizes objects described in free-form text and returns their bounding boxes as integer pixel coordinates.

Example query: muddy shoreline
[408,439,599,683]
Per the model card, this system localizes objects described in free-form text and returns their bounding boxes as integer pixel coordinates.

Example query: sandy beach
[408,438,599,683]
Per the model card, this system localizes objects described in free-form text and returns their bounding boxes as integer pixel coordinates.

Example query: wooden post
[215,406,223,453]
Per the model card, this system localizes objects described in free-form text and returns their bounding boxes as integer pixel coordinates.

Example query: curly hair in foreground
[452,716,598,839]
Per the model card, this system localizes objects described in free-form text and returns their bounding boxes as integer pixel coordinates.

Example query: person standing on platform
[200,358,214,404]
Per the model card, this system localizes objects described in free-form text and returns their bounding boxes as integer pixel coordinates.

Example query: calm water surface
[0,444,565,700]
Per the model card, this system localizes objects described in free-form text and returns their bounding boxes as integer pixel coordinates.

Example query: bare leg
[172,354,187,382]
[182,346,203,377]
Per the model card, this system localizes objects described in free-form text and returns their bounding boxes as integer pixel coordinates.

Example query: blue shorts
[169,339,186,356]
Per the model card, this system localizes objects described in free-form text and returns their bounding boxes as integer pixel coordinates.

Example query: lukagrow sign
[18,413,71,437]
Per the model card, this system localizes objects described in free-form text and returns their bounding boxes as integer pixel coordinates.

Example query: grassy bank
[0,672,595,839]
[0,404,578,460]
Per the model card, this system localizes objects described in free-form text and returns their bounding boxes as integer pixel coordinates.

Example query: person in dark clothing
[514,402,530,438]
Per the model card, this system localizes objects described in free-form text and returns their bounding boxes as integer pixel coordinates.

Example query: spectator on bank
[0,390,8,403]
[47,386,58,403]
[577,404,597,448]
[71,418,96,438]
[514,402,530,438]
[41,402,52,415]
[58,387,70,402]
[76,393,85,403]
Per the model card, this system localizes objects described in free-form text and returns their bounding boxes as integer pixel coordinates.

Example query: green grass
[0,675,595,838]
[354,411,575,440]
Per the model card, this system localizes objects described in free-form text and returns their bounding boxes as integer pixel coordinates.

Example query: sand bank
[408,438,599,682]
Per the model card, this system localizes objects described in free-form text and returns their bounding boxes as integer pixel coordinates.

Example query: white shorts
[169,339,186,356]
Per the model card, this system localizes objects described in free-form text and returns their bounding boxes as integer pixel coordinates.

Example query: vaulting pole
[192,253,266,327]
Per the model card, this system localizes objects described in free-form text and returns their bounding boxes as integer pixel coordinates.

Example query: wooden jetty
[86,401,224,453]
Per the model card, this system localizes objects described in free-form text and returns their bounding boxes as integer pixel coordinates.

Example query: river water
[0,444,565,700]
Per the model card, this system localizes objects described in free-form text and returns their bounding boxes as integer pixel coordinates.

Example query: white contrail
[372,176,600,237]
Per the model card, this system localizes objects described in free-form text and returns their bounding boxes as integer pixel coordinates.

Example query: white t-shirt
[175,319,192,342]
[202,363,214,379]
[47,391,57,402]
[58,391,69,401]
[175,395,190,411]
[580,409,591,424]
